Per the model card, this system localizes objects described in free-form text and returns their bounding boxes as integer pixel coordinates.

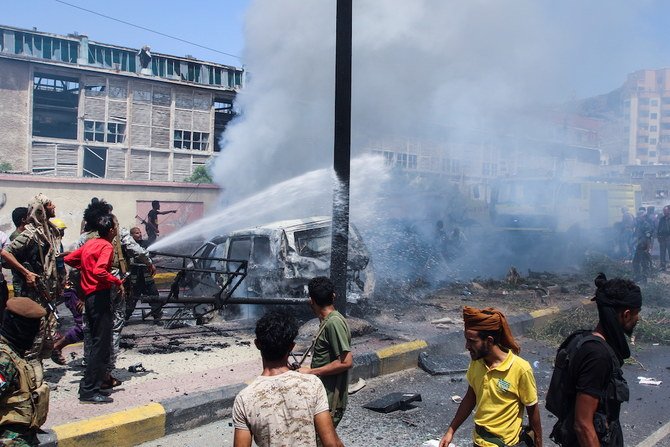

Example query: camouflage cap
[5,297,46,319]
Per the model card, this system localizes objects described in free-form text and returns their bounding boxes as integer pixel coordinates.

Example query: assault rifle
[22,262,60,320]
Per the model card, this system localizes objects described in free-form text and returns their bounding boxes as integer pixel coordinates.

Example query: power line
[53,0,242,62]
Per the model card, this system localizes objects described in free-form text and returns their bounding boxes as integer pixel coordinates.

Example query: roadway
[138,337,670,447]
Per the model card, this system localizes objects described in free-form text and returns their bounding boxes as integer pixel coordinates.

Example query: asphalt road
[139,338,670,447]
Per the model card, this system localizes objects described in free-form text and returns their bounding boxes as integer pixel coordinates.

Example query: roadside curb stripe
[377,340,428,359]
[528,306,560,319]
[40,301,588,447]
[377,340,428,375]
[51,402,166,447]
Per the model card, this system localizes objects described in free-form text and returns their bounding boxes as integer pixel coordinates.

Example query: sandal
[101,376,123,389]
[51,350,67,366]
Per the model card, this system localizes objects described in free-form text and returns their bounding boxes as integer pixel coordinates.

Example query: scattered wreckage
[142,216,375,324]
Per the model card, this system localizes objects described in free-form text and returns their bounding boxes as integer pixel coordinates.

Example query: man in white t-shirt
[233,311,344,447]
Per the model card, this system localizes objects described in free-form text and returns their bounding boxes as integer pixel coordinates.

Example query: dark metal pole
[331,0,352,315]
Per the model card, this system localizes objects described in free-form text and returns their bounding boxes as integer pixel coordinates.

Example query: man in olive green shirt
[300,276,352,427]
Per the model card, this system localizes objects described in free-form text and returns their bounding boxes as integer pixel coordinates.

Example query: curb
[39,299,592,446]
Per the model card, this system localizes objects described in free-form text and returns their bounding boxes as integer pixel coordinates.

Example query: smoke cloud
[215,0,668,198]
[200,1,670,282]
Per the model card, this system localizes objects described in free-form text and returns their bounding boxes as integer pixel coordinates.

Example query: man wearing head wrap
[0,297,50,446]
[550,273,641,447]
[1,194,62,378]
[440,306,542,447]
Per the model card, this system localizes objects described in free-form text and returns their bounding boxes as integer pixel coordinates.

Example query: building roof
[0,24,243,91]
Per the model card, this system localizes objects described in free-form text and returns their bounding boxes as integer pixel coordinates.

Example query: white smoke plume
[214,0,667,200]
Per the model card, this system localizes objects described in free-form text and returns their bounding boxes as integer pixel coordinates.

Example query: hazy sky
[2,0,249,67]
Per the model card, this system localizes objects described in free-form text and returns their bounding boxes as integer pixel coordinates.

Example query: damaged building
[0,24,242,179]
[0,24,244,242]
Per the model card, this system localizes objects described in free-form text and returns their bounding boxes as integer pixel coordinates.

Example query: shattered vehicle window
[228,237,251,271]
[252,236,272,265]
[294,227,331,257]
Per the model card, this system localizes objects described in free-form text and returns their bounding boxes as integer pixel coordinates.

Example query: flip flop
[101,376,123,389]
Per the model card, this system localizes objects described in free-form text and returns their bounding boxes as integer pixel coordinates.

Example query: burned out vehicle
[187,216,375,303]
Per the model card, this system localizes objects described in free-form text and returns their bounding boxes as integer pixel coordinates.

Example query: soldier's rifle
[21,262,59,320]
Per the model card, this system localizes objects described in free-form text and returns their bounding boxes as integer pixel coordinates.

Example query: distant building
[621,68,670,166]
[0,24,242,180]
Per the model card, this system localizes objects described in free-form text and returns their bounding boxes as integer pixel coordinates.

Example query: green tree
[0,162,12,172]
[186,165,213,183]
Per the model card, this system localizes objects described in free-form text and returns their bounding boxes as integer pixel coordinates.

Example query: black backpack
[546,330,621,446]
[546,330,603,419]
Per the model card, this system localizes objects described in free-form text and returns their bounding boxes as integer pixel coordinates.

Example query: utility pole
[330,0,352,314]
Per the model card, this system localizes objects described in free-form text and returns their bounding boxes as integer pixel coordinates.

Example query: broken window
[107,123,126,143]
[227,238,251,273]
[228,71,243,87]
[213,97,235,152]
[174,130,209,150]
[85,120,126,143]
[32,73,79,139]
[84,120,105,142]
[83,146,107,178]
[13,31,78,62]
[252,237,272,265]
[84,76,106,97]
[88,44,135,71]
[294,227,331,257]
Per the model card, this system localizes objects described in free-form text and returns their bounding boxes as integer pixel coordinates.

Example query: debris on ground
[638,377,662,386]
[362,392,422,413]
[348,378,367,394]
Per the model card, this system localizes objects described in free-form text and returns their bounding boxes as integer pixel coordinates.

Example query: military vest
[0,341,49,429]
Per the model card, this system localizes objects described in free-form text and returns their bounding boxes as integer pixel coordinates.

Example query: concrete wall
[0,174,220,248]
[0,59,30,171]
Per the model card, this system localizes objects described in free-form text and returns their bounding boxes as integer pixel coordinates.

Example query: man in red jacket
[64,214,123,404]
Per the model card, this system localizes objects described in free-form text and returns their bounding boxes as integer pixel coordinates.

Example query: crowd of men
[0,194,169,443]
[0,194,645,447]
[619,204,670,282]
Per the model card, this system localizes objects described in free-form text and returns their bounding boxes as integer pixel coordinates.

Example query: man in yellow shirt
[439,306,543,447]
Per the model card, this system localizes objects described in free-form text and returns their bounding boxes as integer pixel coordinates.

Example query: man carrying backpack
[546,273,642,447]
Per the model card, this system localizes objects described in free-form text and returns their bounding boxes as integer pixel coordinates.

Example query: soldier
[9,207,28,241]
[0,297,50,446]
[125,227,160,322]
[1,194,62,378]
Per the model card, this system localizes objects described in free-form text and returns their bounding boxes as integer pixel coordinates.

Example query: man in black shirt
[656,205,670,270]
[144,201,177,246]
[555,274,642,447]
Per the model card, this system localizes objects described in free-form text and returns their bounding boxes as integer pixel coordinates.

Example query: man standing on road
[232,310,344,447]
[144,200,177,246]
[0,297,50,446]
[656,205,670,270]
[547,274,641,447]
[65,214,123,404]
[300,276,352,428]
[1,194,62,377]
[439,306,542,447]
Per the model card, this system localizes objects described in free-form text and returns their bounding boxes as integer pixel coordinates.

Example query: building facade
[0,24,243,181]
[621,68,670,166]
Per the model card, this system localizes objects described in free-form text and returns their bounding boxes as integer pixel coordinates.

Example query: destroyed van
[188,216,375,303]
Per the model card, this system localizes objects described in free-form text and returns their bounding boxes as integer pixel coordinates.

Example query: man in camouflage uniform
[125,227,160,322]
[1,194,62,379]
[0,297,50,446]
